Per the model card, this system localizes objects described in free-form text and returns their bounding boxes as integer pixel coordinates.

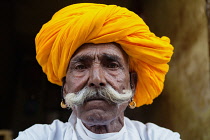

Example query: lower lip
[86,99,106,104]
[84,100,108,108]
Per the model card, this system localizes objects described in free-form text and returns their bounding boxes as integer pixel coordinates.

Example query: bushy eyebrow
[70,53,123,65]
[101,54,121,63]
[70,55,93,63]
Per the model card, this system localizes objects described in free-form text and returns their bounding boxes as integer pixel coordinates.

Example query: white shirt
[14,112,181,140]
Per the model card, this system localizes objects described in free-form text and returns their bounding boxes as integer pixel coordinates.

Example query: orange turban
[35,3,174,107]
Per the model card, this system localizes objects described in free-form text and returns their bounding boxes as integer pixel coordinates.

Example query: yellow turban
[35,3,174,107]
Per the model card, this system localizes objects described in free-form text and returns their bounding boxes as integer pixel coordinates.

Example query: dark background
[0,0,153,138]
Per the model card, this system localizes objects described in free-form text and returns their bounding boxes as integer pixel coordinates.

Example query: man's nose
[88,65,106,88]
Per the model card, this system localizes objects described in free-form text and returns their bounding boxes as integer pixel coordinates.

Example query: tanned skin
[63,43,136,134]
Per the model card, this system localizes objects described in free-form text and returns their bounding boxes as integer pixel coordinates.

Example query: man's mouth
[84,96,115,105]
[85,98,106,102]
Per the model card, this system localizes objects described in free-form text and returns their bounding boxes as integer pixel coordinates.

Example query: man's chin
[75,100,118,119]
[80,107,114,126]
[74,100,128,128]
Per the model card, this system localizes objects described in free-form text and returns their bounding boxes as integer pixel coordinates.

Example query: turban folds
[35,3,174,107]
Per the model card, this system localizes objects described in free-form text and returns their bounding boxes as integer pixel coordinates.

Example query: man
[15,3,181,140]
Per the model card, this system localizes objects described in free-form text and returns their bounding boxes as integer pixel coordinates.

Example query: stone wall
[137,0,210,139]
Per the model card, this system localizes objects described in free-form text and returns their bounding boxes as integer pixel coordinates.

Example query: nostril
[90,83,94,87]
[89,83,105,87]
[99,83,105,86]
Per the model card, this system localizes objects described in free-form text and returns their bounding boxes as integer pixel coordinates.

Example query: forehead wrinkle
[70,43,129,64]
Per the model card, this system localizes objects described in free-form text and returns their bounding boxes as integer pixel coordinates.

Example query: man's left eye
[107,62,119,69]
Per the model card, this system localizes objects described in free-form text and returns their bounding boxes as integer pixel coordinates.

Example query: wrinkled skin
[63,43,136,134]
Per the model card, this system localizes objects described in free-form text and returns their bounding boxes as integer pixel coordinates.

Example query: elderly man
[15,3,181,140]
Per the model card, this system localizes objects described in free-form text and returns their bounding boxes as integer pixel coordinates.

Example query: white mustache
[64,85,133,108]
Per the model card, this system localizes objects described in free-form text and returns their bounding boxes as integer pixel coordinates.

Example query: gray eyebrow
[70,53,124,66]
[101,53,121,62]
[70,55,93,63]
[71,53,121,61]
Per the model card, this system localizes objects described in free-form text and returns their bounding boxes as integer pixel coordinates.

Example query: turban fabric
[35,3,174,107]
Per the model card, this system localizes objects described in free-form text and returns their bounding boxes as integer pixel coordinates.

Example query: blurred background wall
[0,0,209,139]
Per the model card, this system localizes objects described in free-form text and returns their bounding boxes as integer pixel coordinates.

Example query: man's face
[64,43,132,126]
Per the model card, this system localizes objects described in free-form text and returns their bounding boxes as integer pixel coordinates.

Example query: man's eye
[107,62,119,69]
[75,64,86,70]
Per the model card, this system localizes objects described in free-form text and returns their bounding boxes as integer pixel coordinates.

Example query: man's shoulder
[27,119,70,133]
[124,117,181,140]
[14,120,72,140]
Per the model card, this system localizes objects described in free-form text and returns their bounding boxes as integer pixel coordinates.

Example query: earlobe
[130,72,137,93]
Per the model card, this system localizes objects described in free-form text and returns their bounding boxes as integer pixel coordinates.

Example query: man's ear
[61,77,66,98]
[130,72,137,93]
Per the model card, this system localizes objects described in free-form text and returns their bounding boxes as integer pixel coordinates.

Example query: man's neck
[82,115,124,134]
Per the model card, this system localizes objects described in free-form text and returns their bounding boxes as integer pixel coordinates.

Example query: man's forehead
[71,43,128,60]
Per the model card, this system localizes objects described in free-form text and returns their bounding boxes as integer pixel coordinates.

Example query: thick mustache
[64,85,133,108]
